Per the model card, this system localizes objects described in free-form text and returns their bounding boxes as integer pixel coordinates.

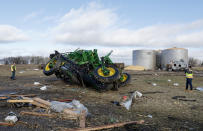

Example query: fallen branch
[16,121,30,127]
[0,122,14,126]
[20,111,56,118]
[7,94,37,97]
[65,120,144,131]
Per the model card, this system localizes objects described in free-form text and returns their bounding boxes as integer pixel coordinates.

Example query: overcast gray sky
[0,0,203,65]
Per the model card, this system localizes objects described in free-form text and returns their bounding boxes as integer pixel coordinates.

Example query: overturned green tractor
[43,49,130,91]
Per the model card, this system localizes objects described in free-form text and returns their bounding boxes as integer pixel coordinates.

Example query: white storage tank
[161,47,188,70]
[132,50,156,70]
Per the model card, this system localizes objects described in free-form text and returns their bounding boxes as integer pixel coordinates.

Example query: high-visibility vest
[11,65,16,72]
[186,69,193,78]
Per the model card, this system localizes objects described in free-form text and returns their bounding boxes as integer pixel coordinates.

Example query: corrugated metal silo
[161,47,188,69]
[132,50,156,70]
[155,50,162,69]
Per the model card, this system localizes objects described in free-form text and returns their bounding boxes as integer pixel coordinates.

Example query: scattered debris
[51,100,88,115]
[40,86,47,90]
[152,83,157,86]
[111,101,120,106]
[120,91,142,110]
[120,98,132,110]
[142,91,164,94]
[133,91,142,98]
[63,108,80,119]
[0,96,10,100]
[196,87,203,91]
[147,114,153,118]
[0,122,14,126]
[5,112,18,123]
[33,69,39,71]
[5,96,87,125]
[10,96,51,109]
[5,115,18,123]
[7,99,33,103]
[64,120,144,131]
[168,79,171,82]
[7,94,37,97]
[79,110,86,128]
[172,96,196,102]
[20,111,56,118]
[122,96,128,101]
[173,83,179,86]
[178,99,196,102]
[58,99,72,102]
[172,96,186,99]
[34,82,40,85]
[19,71,25,74]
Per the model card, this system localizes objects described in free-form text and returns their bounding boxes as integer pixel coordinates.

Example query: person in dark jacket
[185,65,193,90]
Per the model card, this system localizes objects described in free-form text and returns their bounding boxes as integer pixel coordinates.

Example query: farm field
[0,65,203,131]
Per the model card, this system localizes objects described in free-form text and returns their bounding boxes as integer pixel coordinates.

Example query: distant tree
[189,57,200,67]
[201,61,203,67]
[3,56,49,65]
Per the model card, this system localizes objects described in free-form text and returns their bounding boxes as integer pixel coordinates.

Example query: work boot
[185,89,189,92]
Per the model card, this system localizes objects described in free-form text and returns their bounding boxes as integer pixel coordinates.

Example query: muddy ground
[0,65,203,131]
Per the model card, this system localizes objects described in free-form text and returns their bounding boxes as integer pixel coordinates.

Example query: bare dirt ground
[0,64,203,131]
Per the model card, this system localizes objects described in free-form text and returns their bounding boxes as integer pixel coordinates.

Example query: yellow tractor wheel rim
[120,74,128,82]
[45,60,56,71]
[45,62,51,71]
[97,67,116,77]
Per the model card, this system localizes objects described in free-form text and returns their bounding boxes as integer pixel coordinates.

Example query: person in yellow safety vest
[185,65,193,90]
[10,62,16,80]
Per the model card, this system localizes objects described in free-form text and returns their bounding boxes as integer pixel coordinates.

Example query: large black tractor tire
[119,73,131,86]
[94,65,119,83]
[43,59,57,76]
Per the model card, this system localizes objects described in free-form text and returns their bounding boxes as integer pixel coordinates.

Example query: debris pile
[112,91,143,110]
[1,94,87,128]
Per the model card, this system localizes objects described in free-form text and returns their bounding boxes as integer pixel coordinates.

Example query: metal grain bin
[155,50,162,69]
[132,50,156,70]
[161,47,188,70]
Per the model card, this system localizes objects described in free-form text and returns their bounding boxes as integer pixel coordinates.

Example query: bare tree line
[189,57,203,67]
[3,56,49,65]
[1,56,203,67]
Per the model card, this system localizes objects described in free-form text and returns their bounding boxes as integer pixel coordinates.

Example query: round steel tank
[132,50,156,70]
[155,50,162,69]
[161,47,188,69]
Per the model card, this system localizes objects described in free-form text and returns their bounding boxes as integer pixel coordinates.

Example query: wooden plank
[65,120,144,131]
[20,111,56,118]
[63,108,79,117]
[21,96,32,100]
[7,99,33,103]
[79,110,86,128]
[22,96,49,109]
[62,108,79,120]
[33,97,51,106]
[31,101,49,109]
